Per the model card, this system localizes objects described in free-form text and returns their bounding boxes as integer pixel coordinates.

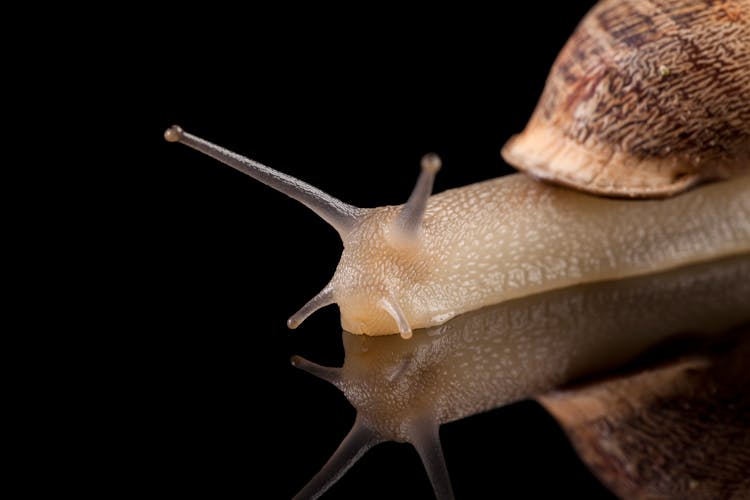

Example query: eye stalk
[163,125,364,237]
[393,153,442,242]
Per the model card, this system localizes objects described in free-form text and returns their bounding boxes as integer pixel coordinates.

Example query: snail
[290,253,750,499]
[165,0,750,338]
[165,126,749,338]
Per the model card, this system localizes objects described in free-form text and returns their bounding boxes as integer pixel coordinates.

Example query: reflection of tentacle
[410,422,455,500]
[290,356,341,387]
[292,418,382,500]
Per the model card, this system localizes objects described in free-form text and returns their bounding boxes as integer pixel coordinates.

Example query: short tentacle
[378,297,413,339]
[287,283,335,330]
[164,125,364,237]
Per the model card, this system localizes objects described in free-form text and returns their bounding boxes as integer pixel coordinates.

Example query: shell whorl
[503,0,750,197]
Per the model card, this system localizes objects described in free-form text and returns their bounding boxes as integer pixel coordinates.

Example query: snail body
[332,173,749,336]
[166,125,750,337]
[292,253,750,499]
[166,0,750,337]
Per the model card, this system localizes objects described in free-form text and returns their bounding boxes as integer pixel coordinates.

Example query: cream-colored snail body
[165,0,750,337]
[291,254,750,499]
[165,125,750,337]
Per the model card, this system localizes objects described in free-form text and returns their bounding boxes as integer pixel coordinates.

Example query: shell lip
[501,129,705,199]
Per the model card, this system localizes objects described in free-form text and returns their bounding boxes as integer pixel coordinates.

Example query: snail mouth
[334,295,414,338]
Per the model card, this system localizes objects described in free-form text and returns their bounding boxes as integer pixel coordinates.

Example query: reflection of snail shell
[503,0,750,197]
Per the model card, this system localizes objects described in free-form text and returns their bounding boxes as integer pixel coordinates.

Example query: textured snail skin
[333,173,750,335]
[292,253,750,499]
[165,120,750,336]
[166,0,750,335]
[503,0,750,197]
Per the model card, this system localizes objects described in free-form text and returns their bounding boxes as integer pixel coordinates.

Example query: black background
[122,1,618,498]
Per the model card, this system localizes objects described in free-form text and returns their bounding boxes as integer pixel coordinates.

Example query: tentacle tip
[400,329,413,340]
[287,316,301,329]
[164,125,184,142]
[421,153,442,174]
[290,355,319,372]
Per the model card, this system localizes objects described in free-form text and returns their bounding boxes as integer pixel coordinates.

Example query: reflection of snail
[164,0,749,337]
[291,254,750,499]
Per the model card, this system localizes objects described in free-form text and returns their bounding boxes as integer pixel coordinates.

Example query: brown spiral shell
[502,0,750,197]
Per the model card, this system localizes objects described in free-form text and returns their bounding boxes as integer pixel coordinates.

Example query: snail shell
[502,0,750,197]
